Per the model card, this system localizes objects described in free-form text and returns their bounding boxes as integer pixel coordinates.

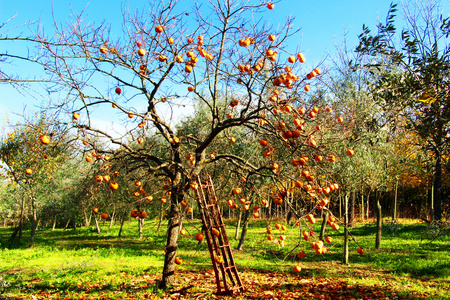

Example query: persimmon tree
[355,1,450,221]
[27,0,357,287]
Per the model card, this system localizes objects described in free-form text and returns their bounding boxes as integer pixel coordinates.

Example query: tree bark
[350,191,355,227]
[7,226,20,245]
[52,215,57,230]
[319,210,328,241]
[28,197,38,248]
[18,196,25,243]
[237,210,250,250]
[110,205,116,228]
[433,154,442,220]
[361,193,365,222]
[394,178,398,222]
[138,218,143,239]
[88,210,92,226]
[366,191,370,219]
[160,199,182,288]
[94,216,101,234]
[343,193,349,265]
[235,210,242,240]
[83,207,89,227]
[118,212,126,237]
[64,218,71,230]
[375,191,382,250]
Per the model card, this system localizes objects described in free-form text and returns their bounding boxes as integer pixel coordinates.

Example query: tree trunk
[339,194,342,219]
[18,196,25,243]
[52,216,57,230]
[94,216,101,234]
[433,154,442,220]
[361,193,365,222]
[138,218,143,239]
[118,212,126,237]
[83,207,89,227]
[237,210,250,250]
[88,209,92,226]
[28,198,38,248]
[7,226,20,245]
[375,192,382,250]
[319,210,328,241]
[160,199,182,288]
[235,210,242,240]
[393,178,398,222]
[110,205,116,228]
[366,191,370,219]
[64,218,71,230]
[343,193,349,265]
[350,191,355,227]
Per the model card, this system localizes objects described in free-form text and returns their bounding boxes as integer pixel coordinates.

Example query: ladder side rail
[194,176,223,294]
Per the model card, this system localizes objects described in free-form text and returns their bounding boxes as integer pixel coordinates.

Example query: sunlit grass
[0,218,449,299]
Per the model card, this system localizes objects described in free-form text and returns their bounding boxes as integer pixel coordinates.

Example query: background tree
[355,0,450,221]
[0,114,72,247]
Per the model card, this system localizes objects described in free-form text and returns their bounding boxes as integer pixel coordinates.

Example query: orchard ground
[0,218,449,299]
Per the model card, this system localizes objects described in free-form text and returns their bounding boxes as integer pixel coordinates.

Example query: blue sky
[1,0,448,129]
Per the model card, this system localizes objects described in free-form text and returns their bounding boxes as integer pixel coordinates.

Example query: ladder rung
[194,174,244,295]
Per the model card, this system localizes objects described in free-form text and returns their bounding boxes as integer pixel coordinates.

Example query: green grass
[0,218,449,299]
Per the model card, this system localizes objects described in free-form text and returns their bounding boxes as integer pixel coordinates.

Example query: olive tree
[355,0,450,220]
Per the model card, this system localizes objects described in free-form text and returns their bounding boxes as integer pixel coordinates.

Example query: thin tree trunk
[18,196,25,242]
[361,193,365,222]
[64,218,70,230]
[28,198,38,248]
[52,215,57,230]
[319,210,328,241]
[430,185,434,220]
[433,153,442,220]
[237,210,250,250]
[83,207,89,227]
[343,193,349,265]
[339,194,342,219]
[235,210,242,240]
[394,178,398,222]
[94,216,101,234]
[350,191,355,227]
[110,205,116,228]
[375,192,382,250]
[118,213,126,237]
[88,210,92,226]
[366,192,370,219]
[7,226,20,245]
[138,218,143,239]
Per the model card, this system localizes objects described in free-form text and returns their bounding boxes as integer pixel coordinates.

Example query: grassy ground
[0,218,449,299]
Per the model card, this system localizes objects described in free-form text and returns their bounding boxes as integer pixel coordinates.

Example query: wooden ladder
[194,174,245,295]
